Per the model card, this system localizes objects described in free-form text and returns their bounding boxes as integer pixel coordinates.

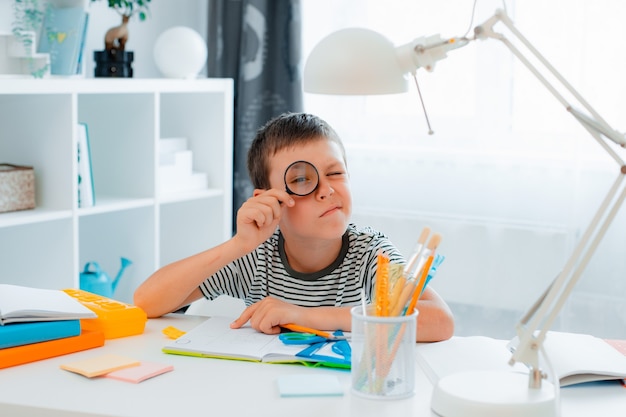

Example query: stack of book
[0,284,104,369]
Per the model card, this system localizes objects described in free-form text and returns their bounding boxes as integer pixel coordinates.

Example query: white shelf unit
[0,78,234,303]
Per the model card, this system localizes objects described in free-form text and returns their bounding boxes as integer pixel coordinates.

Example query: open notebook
[0,284,96,325]
[162,316,350,369]
[416,331,626,387]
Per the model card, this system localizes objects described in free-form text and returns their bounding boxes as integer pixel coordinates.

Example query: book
[77,122,95,208]
[75,12,89,75]
[0,284,97,325]
[0,329,104,369]
[416,331,626,387]
[162,316,350,369]
[0,319,81,349]
[38,6,89,75]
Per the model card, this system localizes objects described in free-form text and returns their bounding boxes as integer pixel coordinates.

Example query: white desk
[0,314,624,417]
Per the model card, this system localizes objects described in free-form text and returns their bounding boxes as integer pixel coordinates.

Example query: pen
[281,323,348,341]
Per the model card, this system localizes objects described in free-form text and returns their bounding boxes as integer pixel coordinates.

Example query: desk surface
[0,314,624,417]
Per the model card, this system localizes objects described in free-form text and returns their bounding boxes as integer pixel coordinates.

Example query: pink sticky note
[104,361,174,383]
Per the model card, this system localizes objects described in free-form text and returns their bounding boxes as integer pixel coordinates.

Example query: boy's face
[268,137,351,241]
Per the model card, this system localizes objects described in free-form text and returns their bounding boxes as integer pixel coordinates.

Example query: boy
[134,113,454,342]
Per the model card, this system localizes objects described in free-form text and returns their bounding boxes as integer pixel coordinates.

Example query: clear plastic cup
[350,305,418,399]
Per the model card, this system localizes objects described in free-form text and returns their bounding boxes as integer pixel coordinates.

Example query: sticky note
[61,354,140,378]
[162,326,186,339]
[105,361,174,383]
[277,374,344,397]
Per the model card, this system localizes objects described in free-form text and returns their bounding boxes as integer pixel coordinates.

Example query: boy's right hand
[234,189,294,253]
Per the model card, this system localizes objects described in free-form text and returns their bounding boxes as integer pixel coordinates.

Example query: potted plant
[10,0,49,77]
[91,0,151,77]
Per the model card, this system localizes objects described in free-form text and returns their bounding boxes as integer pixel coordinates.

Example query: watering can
[80,257,132,298]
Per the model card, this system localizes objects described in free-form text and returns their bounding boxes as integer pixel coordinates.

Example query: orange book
[0,329,104,369]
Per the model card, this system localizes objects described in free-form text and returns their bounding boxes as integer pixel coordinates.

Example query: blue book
[0,320,81,349]
[77,123,95,207]
[76,13,90,75]
[38,6,88,75]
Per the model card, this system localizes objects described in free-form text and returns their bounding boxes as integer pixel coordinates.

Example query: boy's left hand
[230,297,304,335]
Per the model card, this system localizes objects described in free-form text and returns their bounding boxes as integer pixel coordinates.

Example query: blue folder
[0,320,81,349]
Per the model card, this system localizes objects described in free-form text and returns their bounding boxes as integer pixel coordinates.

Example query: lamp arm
[396,35,469,74]
[473,9,626,388]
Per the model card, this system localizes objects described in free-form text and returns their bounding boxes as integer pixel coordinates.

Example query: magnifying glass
[284,160,319,196]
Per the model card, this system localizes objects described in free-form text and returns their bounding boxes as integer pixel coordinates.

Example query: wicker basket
[0,164,35,213]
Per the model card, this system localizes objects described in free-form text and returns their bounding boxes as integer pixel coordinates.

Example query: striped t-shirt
[198,223,404,307]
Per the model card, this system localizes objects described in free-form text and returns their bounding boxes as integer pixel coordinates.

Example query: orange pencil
[281,324,348,340]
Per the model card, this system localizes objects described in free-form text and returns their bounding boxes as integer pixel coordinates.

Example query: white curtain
[301,0,626,338]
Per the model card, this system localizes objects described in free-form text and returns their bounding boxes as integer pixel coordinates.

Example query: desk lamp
[304,9,626,417]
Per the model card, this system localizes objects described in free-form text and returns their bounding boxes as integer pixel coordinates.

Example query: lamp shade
[303,28,409,95]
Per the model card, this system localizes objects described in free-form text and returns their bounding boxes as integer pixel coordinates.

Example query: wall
[0,0,208,78]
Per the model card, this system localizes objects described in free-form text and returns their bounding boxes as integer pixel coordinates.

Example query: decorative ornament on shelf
[153,26,207,79]
[92,0,151,78]
[6,0,50,78]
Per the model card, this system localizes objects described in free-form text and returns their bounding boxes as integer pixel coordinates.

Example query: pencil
[404,233,441,316]
[281,324,347,340]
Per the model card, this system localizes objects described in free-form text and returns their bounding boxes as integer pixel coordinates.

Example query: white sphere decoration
[153,26,208,78]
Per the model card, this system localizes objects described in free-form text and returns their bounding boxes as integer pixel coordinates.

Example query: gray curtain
[207,0,303,233]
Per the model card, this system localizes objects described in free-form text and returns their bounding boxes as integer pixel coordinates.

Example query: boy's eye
[290,175,313,185]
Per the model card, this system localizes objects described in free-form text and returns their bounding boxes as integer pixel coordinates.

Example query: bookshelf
[0,78,233,303]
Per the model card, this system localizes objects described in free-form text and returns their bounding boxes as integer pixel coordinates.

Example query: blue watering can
[80,257,132,298]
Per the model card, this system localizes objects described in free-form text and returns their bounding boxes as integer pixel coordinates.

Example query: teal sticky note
[277,374,344,397]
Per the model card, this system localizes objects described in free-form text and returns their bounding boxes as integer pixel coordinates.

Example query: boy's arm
[414,287,455,342]
[230,298,353,334]
[134,189,295,318]
[134,238,246,317]
[231,287,454,342]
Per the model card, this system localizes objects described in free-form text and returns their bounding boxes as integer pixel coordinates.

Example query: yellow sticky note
[162,326,186,339]
[61,354,139,378]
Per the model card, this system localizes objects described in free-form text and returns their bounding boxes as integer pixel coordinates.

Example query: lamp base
[431,370,557,417]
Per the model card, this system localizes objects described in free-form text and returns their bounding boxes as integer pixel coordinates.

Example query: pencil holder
[350,306,418,399]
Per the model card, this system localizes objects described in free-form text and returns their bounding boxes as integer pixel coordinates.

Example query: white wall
[0,0,208,78]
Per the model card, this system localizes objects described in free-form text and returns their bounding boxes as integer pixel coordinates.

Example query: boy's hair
[247,112,347,189]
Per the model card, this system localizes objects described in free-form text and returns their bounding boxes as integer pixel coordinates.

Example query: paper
[276,374,344,397]
[416,332,626,387]
[105,362,174,383]
[61,354,140,378]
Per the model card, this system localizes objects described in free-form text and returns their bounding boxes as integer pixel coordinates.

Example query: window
[302,0,626,339]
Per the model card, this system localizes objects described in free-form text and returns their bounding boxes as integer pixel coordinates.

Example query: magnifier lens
[284,161,319,196]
